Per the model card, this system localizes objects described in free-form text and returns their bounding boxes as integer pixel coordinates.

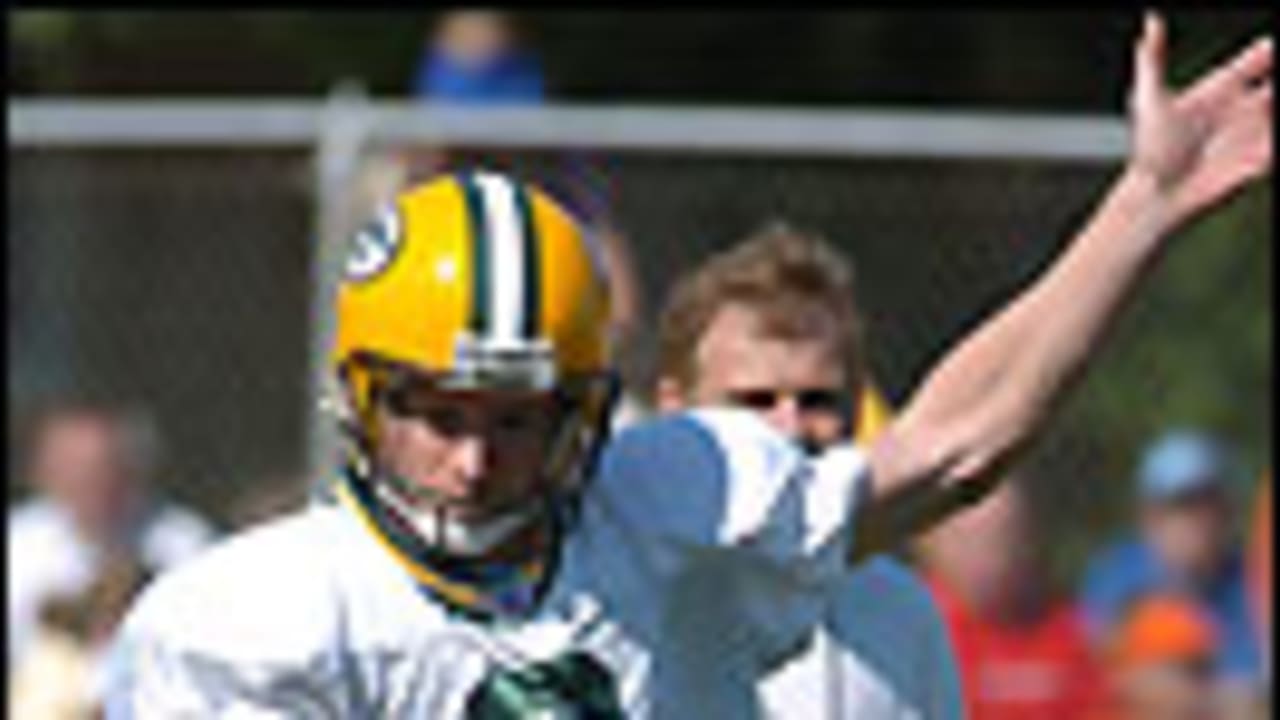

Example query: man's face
[666,303,849,450]
[435,11,514,67]
[373,382,560,524]
[33,414,139,540]
[1140,490,1230,584]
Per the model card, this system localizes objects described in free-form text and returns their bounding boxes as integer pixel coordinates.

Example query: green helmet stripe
[458,173,491,337]
[513,183,541,340]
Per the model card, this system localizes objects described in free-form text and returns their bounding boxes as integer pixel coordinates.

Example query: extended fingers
[1132,11,1168,108]
[1240,79,1273,170]
[1181,35,1273,112]
[1211,78,1273,183]
[1229,36,1273,87]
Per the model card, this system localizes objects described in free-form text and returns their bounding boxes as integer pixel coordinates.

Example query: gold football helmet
[331,170,618,556]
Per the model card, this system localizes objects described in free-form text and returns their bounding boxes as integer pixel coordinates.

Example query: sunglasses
[725,388,849,414]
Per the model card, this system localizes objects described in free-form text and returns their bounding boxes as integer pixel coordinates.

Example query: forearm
[861,169,1175,554]
[958,169,1171,433]
[906,169,1171,434]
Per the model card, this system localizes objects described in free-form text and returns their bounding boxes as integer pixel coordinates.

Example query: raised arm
[854,14,1272,560]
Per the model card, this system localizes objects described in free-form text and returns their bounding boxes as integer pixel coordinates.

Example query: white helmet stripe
[474,171,527,344]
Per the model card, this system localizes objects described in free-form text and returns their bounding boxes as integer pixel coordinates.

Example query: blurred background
[6,9,1272,719]
[7,9,1271,107]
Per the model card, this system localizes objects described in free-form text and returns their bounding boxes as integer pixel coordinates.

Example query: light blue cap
[1138,429,1228,502]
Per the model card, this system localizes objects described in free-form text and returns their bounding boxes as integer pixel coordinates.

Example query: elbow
[936,395,1037,504]
[860,393,1040,553]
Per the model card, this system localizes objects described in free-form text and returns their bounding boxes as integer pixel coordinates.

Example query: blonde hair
[656,221,865,394]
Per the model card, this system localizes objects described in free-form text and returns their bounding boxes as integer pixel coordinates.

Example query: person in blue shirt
[1080,429,1263,705]
[411,10,544,105]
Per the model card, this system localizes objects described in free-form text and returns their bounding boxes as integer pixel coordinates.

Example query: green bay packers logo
[465,651,625,719]
[344,203,403,282]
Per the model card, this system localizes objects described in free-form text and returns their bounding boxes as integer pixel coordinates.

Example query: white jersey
[105,409,868,718]
[759,555,964,719]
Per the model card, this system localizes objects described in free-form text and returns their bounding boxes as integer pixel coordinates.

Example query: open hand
[1128,12,1272,225]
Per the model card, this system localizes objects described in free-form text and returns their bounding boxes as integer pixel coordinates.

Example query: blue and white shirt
[105,409,869,718]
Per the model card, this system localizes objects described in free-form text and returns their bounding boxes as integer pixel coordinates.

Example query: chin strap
[371,476,540,558]
[334,466,558,620]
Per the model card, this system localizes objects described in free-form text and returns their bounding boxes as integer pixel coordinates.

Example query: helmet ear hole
[337,355,395,468]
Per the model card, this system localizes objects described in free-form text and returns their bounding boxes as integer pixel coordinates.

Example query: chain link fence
[7,103,1271,584]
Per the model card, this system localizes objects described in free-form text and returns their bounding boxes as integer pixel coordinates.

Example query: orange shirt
[927,574,1108,720]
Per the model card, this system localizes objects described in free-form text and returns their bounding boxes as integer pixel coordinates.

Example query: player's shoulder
[601,411,725,472]
[119,505,350,664]
[844,554,938,614]
[594,409,799,513]
[603,408,807,476]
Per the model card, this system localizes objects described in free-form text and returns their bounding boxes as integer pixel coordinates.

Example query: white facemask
[372,478,541,557]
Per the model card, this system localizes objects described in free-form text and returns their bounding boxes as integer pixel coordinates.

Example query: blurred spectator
[1080,429,1263,701]
[920,480,1107,719]
[403,10,604,221]
[411,10,544,104]
[1246,471,1271,695]
[1099,592,1220,720]
[7,401,215,670]
[9,552,152,720]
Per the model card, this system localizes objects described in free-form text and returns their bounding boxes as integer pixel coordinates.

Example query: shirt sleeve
[103,609,346,719]
[590,408,867,588]
[102,523,357,720]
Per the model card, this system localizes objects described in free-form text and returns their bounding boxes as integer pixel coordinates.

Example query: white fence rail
[9,99,1128,160]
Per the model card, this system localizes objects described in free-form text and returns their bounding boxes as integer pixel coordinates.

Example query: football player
[652,227,963,718]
